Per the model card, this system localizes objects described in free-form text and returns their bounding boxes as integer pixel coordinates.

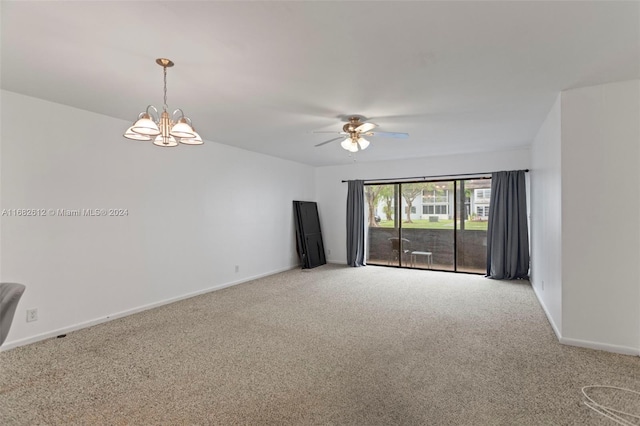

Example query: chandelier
[124,58,203,147]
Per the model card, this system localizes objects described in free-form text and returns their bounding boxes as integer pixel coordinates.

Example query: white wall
[315,149,531,263]
[6,81,637,356]
[0,90,315,349]
[560,80,640,353]
[530,94,563,337]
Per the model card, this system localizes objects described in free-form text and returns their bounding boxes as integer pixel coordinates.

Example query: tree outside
[365,180,491,229]
[379,185,394,221]
[401,183,423,223]
[364,185,382,227]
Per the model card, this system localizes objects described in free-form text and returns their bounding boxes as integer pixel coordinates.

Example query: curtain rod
[341,169,529,183]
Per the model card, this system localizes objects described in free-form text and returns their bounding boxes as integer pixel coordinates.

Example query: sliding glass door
[365,178,491,274]
[365,184,400,266]
[455,179,491,274]
[401,181,455,271]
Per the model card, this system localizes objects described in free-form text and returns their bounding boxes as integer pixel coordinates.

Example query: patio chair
[388,237,412,265]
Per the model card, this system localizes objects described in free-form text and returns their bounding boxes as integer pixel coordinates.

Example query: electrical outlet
[541,280,545,290]
[26,308,38,322]
[235,265,240,273]
[327,249,331,255]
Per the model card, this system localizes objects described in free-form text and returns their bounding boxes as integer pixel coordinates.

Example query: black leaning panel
[293,201,326,269]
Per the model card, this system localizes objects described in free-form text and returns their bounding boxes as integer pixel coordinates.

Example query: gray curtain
[486,171,529,279]
[346,180,366,267]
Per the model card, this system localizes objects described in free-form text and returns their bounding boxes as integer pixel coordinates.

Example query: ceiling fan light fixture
[357,137,370,150]
[314,115,408,154]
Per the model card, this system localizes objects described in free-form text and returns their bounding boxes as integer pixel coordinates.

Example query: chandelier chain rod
[163,65,168,112]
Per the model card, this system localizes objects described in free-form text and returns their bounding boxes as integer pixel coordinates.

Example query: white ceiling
[2,1,638,166]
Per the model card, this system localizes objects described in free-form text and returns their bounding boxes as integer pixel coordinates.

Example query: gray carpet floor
[1,264,638,425]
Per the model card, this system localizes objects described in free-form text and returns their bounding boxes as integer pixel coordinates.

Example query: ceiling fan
[313,116,409,152]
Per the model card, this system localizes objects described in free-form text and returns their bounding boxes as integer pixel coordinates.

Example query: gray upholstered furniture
[0,283,26,346]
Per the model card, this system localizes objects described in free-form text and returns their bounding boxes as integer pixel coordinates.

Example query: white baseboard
[559,336,639,356]
[531,282,562,340]
[6,266,638,358]
[531,282,639,357]
[1,264,299,352]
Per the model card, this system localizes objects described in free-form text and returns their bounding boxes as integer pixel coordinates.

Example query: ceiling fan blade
[312,131,342,134]
[355,122,377,133]
[314,136,344,147]
[364,114,426,122]
[365,131,409,138]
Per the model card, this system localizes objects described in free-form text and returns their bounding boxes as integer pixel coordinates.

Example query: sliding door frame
[365,176,490,275]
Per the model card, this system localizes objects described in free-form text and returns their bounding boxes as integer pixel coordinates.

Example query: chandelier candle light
[124,58,203,147]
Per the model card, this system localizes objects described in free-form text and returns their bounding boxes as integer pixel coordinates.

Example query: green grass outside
[374,219,488,230]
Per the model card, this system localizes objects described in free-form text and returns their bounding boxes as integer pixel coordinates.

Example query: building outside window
[476,205,490,218]
[421,187,450,219]
[475,188,491,202]
[473,188,491,219]
[423,205,448,215]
